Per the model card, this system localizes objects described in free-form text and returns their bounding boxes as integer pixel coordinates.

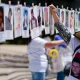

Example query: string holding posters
[43,7,50,34]
[29,6,40,39]
[0,4,5,43]
[22,6,29,38]
[14,5,22,38]
[4,4,14,40]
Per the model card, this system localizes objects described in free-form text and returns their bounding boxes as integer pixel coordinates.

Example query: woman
[27,36,64,80]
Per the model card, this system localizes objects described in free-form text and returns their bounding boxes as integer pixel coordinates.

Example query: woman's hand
[49,4,59,23]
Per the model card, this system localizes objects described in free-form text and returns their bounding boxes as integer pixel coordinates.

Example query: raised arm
[49,5,71,44]
[44,40,64,48]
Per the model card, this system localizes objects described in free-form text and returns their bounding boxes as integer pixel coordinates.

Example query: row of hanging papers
[0,1,80,43]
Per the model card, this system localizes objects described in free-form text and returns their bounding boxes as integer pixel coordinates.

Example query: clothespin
[75,8,77,11]
[32,3,34,7]
[45,2,47,7]
[39,3,41,6]
[9,1,11,7]
[71,8,73,11]
[56,5,58,9]
[62,5,63,9]
[18,1,20,5]
[67,7,68,10]
[24,2,26,7]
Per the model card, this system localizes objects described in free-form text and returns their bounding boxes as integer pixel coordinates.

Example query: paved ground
[0,45,58,80]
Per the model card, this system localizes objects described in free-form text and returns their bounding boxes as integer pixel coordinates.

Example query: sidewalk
[0,45,57,80]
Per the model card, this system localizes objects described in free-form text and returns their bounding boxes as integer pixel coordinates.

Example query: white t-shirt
[27,37,48,72]
[68,35,80,80]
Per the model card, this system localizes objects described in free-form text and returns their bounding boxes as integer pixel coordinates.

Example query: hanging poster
[56,8,60,33]
[43,7,50,34]
[49,10,54,35]
[69,10,74,34]
[65,9,69,30]
[22,6,29,38]
[0,5,5,43]
[78,12,80,31]
[14,5,22,38]
[37,6,42,35]
[4,4,14,40]
[29,6,40,39]
[60,9,66,25]
[74,11,78,32]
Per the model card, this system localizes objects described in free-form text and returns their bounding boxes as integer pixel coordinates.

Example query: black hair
[17,7,20,11]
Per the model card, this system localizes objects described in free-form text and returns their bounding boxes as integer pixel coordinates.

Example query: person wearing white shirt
[50,4,80,80]
[27,36,64,80]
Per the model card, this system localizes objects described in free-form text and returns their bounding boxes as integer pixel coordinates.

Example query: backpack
[64,45,80,76]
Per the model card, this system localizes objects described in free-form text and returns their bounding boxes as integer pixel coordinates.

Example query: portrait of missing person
[75,12,78,28]
[57,9,60,18]
[44,8,48,27]
[16,7,21,29]
[30,9,37,29]
[38,9,41,27]
[5,8,12,30]
[23,9,28,30]
[70,12,74,28]
[0,7,4,32]
[65,11,69,27]
[78,13,80,27]
[61,11,64,23]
